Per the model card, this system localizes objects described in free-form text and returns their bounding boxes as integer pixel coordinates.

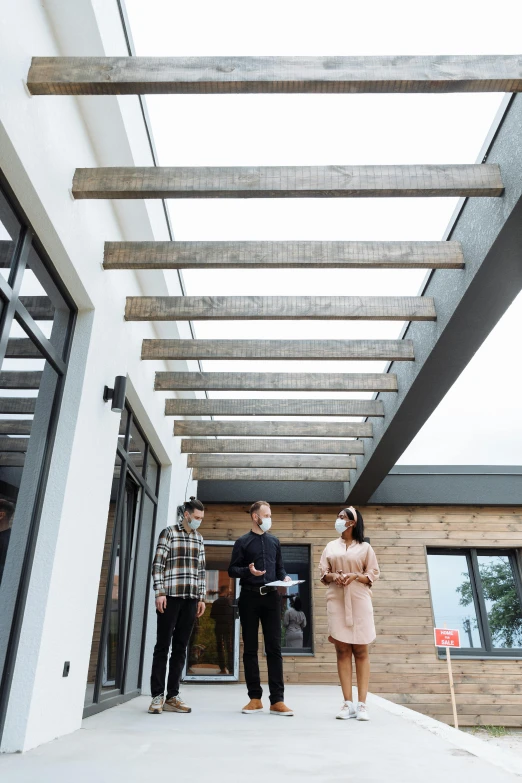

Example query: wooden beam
[0,454,25,467]
[103,240,465,270]
[0,420,32,436]
[0,241,15,268]
[187,454,356,468]
[73,165,503,199]
[181,439,364,454]
[19,296,54,320]
[155,372,397,392]
[127,296,436,322]
[192,467,352,482]
[175,421,372,437]
[5,339,43,359]
[0,397,37,414]
[0,437,29,452]
[28,55,522,95]
[142,338,414,361]
[165,399,384,417]
[0,372,42,389]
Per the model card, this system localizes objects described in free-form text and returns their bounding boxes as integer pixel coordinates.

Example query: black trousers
[150,596,197,699]
[215,625,233,672]
[238,589,284,705]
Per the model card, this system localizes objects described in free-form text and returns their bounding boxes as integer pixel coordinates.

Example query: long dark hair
[291,595,303,612]
[344,507,365,544]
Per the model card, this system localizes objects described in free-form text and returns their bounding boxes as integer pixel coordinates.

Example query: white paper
[264,579,305,587]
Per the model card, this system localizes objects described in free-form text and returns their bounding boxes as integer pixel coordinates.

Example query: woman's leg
[334,641,353,702]
[352,644,370,703]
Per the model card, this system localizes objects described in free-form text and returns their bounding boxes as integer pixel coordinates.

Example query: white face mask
[258,516,272,532]
[335,518,347,535]
[188,516,202,530]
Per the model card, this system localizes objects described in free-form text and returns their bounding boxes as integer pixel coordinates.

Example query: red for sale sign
[434,628,461,648]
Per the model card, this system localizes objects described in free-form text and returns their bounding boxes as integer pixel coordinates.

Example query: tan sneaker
[163,695,191,713]
[270,702,294,716]
[148,694,164,714]
[241,698,263,714]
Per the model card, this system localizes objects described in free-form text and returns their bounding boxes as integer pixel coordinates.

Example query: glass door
[84,403,160,716]
[183,542,240,682]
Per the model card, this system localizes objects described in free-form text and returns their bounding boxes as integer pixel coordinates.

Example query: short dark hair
[0,498,15,522]
[249,500,270,518]
[344,507,365,544]
[185,497,204,513]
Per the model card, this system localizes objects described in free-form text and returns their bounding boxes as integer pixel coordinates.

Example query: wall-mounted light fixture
[103,376,127,414]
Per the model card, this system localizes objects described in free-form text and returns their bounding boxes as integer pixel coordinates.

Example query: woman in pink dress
[319,506,380,721]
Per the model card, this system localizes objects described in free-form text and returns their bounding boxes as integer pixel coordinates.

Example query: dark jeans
[215,625,233,672]
[238,589,284,705]
[150,596,197,699]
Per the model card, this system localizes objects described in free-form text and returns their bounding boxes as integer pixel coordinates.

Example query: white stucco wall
[0,0,196,752]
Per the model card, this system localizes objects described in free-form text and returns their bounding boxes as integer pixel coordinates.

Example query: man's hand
[249,562,266,577]
[156,595,167,613]
[196,601,206,618]
[283,576,292,582]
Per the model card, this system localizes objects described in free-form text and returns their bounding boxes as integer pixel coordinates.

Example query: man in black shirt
[228,500,294,716]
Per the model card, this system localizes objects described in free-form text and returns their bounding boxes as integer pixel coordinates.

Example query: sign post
[434,627,460,729]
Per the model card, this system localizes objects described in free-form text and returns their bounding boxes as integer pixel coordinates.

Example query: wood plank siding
[202,504,522,726]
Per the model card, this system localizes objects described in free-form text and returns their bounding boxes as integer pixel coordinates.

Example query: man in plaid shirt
[148,497,206,715]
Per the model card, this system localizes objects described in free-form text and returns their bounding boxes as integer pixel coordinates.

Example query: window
[84,403,160,716]
[280,545,313,655]
[427,549,522,657]
[0,174,76,737]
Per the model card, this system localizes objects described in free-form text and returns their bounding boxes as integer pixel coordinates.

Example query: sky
[125,0,522,465]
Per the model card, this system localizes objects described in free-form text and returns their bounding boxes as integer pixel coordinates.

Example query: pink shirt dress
[319,539,380,645]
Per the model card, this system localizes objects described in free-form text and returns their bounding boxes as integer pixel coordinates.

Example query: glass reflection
[0,323,45,590]
[128,418,145,474]
[476,555,522,649]
[280,545,312,652]
[427,553,481,648]
[0,190,22,283]
[185,545,237,678]
[146,449,159,494]
[85,454,122,706]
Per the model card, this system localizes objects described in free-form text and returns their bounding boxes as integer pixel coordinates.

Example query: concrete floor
[1,685,521,782]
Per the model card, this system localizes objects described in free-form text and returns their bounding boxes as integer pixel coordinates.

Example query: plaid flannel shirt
[152,521,206,600]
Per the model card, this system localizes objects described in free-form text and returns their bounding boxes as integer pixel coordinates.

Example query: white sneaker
[336,700,356,720]
[356,701,369,721]
[148,694,165,714]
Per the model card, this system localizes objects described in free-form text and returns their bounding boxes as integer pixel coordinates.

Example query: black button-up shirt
[228,531,287,586]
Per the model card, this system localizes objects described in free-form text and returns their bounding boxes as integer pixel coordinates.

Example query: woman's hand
[340,572,358,586]
[324,572,343,585]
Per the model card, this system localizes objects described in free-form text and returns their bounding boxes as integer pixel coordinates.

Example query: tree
[457,558,522,648]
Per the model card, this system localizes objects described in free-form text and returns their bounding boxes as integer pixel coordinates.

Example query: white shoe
[356,701,369,721]
[148,694,165,714]
[336,700,356,720]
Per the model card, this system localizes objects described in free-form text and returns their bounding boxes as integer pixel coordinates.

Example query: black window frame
[0,170,77,741]
[280,543,314,657]
[427,547,522,659]
[84,402,161,718]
